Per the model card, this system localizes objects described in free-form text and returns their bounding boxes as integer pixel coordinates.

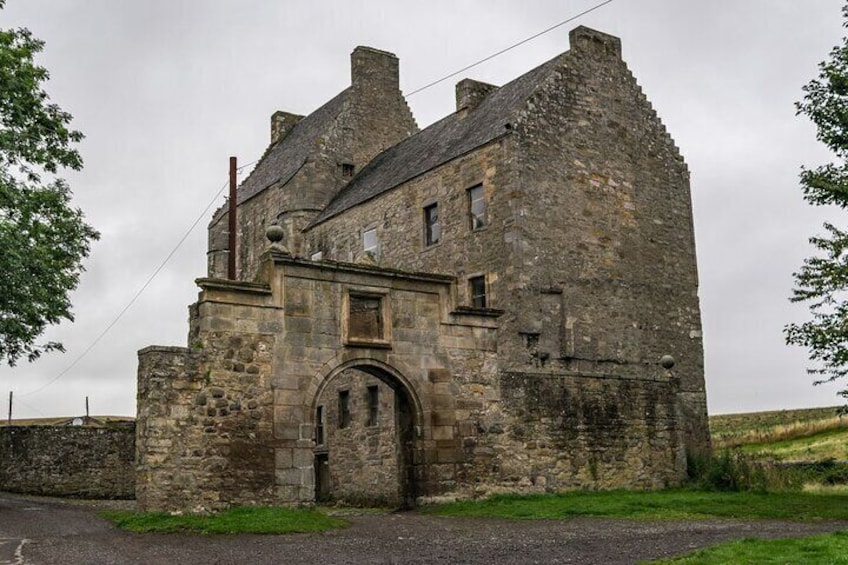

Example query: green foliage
[786,4,848,404]
[686,449,802,493]
[100,505,348,535]
[0,4,98,365]
[426,489,848,521]
[646,531,848,565]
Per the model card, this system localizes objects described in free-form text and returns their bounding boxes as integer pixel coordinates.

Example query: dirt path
[1,492,846,564]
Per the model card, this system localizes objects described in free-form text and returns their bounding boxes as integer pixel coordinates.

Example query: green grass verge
[425,490,848,521]
[645,530,848,564]
[100,505,348,534]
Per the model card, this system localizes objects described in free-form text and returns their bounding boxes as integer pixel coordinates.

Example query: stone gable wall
[504,28,708,447]
[0,425,135,499]
[208,47,418,280]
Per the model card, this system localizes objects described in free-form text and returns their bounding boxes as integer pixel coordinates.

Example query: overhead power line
[407,0,616,97]
[22,160,258,398]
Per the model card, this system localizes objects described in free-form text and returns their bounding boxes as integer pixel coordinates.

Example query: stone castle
[136,26,709,512]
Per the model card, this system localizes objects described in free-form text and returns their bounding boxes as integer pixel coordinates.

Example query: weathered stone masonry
[138,26,708,511]
[0,425,135,499]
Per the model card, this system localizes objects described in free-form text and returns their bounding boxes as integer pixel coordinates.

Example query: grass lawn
[740,427,848,461]
[646,531,848,564]
[100,505,347,534]
[426,489,848,521]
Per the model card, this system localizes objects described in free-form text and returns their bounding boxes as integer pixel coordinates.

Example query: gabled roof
[213,88,351,221]
[309,51,568,227]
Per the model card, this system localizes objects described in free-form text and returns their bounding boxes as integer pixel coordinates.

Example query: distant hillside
[710,406,847,462]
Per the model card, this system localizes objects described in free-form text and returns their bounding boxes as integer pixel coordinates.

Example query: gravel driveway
[1,492,846,564]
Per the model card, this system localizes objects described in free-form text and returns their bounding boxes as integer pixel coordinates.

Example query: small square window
[362,227,379,258]
[338,391,351,429]
[468,184,486,230]
[423,202,440,246]
[341,163,355,178]
[469,275,487,308]
[367,386,379,427]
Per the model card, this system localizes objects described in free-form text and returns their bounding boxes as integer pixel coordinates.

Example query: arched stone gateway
[311,360,422,506]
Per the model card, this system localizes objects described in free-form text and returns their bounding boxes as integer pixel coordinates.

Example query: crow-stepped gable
[137,26,709,512]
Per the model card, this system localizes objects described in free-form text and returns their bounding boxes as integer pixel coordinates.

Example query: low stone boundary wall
[0,425,135,499]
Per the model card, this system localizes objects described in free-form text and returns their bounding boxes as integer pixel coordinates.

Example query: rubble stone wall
[0,425,135,499]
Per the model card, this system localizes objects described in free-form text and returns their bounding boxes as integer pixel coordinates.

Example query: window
[468,184,486,230]
[338,391,351,429]
[316,405,325,445]
[423,202,440,246]
[469,275,487,308]
[367,386,379,426]
[362,227,379,258]
[310,250,323,261]
[341,163,355,178]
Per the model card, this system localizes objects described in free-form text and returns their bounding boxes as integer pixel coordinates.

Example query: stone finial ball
[266,224,285,243]
[660,355,675,369]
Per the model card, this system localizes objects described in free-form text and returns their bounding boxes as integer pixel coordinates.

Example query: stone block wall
[137,284,278,512]
[306,140,512,309]
[0,425,135,499]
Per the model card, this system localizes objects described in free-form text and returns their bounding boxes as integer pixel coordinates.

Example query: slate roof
[309,51,568,227]
[212,88,351,221]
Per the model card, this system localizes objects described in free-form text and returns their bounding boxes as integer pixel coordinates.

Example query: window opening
[424,202,440,246]
[362,227,379,258]
[468,184,486,230]
[469,275,487,308]
[367,385,379,426]
[341,163,355,178]
[316,405,325,445]
[338,390,351,429]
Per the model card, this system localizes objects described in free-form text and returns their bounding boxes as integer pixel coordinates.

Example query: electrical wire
[21,160,258,397]
[407,0,616,97]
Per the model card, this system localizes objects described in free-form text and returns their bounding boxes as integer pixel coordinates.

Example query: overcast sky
[1,0,845,419]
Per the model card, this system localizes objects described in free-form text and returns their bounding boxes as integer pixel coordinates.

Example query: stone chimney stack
[351,46,399,92]
[270,111,304,144]
[455,78,499,113]
[569,26,622,59]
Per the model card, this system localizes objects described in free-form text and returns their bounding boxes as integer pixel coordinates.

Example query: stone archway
[310,360,422,507]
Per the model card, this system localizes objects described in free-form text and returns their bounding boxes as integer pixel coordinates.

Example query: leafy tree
[0,2,99,365]
[785,4,848,406]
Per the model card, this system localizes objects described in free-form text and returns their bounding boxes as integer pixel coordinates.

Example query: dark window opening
[338,390,351,429]
[341,163,355,178]
[468,184,486,230]
[316,405,325,445]
[424,203,440,246]
[469,275,487,308]
[367,386,379,426]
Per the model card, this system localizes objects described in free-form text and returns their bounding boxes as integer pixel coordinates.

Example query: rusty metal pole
[228,156,237,280]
